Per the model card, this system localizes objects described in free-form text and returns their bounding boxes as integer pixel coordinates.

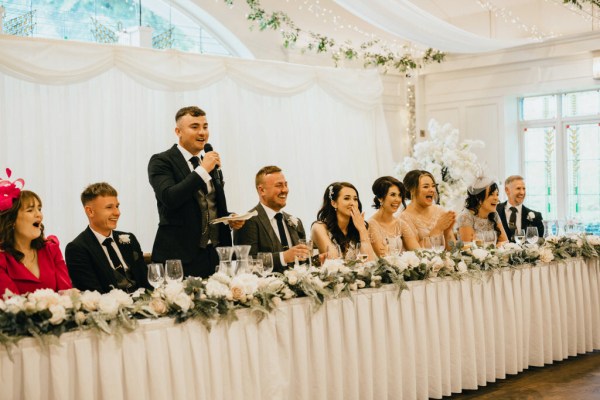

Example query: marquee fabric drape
[0,35,394,251]
[334,0,533,53]
[1,259,599,399]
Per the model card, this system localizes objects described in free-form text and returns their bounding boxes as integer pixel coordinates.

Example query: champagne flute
[147,263,164,289]
[421,236,433,250]
[355,242,369,262]
[165,259,184,283]
[513,229,525,245]
[327,243,342,260]
[526,227,539,245]
[256,252,273,276]
[345,242,358,261]
[386,236,402,256]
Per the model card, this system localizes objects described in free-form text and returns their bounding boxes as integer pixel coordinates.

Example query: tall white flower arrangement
[395,119,484,211]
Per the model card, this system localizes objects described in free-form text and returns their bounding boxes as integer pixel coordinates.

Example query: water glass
[421,236,433,250]
[216,246,234,262]
[256,252,274,276]
[147,263,164,289]
[298,239,313,266]
[217,260,235,276]
[249,259,263,275]
[526,227,539,245]
[386,235,402,256]
[430,234,445,253]
[355,242,369,262]
[234,245,251,261]
[165,259,184,283]
[513,229,525,245]
[483,231,497,248]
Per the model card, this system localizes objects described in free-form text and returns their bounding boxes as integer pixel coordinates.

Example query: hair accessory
[0,168,24,212]
[328,185,334,202]
[467,172,495,196]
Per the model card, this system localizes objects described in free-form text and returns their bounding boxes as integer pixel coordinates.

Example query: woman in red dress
[0,171,72,296]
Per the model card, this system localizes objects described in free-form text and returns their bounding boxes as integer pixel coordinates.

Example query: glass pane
[566,123,600,222]
[520,95,557,121]
[523,127,557,219]
[562,90,600,118]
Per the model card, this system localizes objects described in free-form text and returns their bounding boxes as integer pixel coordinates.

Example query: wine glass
[513,229,525,245]
[217,260,234,276]
[355,242,369,262]
[326,244,342,260]
[147,263,164,289]
[386,235,402,256]
[165,259,184,283]
[526,227,539,245]
[344,242,358,261]
[421,236,433,250]
[256,252,273,276]
[249,259,263,275]
[430,234,445,253]
[483,231,497,248]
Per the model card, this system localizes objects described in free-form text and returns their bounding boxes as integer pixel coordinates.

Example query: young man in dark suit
[496,175,545,242]
[147,106,244,278]
[234,166,309,272]
[66,182,149,293]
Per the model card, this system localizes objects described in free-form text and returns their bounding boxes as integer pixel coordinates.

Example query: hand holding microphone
[202,143,223,185]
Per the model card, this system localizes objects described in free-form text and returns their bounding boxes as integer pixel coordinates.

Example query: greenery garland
[1,234,599,354]
[223,0,445,73]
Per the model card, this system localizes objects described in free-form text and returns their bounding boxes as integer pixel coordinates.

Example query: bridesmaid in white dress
[399,170,456,249]
[368,176,420,257]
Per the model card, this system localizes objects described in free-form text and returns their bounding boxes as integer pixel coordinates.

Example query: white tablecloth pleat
[2,258,600,400]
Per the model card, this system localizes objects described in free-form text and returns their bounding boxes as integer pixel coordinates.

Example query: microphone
[203,143,223,186]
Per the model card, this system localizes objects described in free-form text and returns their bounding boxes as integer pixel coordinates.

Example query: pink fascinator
[0,168,25,212]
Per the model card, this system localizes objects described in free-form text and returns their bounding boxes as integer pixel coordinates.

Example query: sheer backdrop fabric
[0,35,393,252]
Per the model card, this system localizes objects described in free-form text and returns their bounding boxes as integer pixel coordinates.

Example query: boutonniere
[286,215,299,229]
[527,211,536,221]
[118,234,131,244]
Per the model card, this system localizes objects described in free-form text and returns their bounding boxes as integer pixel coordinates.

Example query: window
[1,0,234,56]
[519,90,600,234]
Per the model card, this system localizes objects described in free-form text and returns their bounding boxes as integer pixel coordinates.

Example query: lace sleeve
[457,210,475,229]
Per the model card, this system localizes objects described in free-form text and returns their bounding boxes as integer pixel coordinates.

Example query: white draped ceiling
[0,35,394,252]
[334,0,534,53]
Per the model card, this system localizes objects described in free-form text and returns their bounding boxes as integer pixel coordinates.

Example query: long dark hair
[0,190,46,262]
[464,183,501,237]
[372,176,406,210]
[316,182,365,253]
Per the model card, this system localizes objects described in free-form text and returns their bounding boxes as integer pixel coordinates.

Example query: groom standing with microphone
[148,106,244,278]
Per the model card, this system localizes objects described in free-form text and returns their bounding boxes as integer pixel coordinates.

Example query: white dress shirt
[177,144,213,193]
[90,227,129,271]
[504,203,523,232]
[260,203,291,266]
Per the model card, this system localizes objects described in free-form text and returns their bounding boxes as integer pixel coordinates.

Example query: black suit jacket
[497,201,545,242]
[65,227,149,293]
[148,145,231,272]
[234,203,306,272]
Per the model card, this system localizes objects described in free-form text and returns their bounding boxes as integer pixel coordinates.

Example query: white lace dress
[457,209,500,235]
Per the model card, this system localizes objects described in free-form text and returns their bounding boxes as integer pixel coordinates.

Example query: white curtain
[334,0,534,53]
[0,35,394,252]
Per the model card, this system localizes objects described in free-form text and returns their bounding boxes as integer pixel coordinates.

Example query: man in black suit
[497,175,545,242]
[148,106,244,278]
[66,182,149,293]
[234,166,308,272]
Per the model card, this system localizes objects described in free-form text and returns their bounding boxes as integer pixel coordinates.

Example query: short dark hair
[81,182,118,206]
[371,176,406,209]
[255,166,282,188]
[175,106,206,122]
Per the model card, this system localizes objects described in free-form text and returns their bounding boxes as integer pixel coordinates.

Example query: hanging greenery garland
[223,0,445,73]
[563,0,600,8]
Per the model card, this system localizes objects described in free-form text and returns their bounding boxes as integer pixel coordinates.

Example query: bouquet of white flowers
[396,119,484,211]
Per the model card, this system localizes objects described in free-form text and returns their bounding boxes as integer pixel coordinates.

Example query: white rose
[472,248,489,261]
[285,269,299,285]
[400,251,420,268]
[48,304,66,325]
[323,258,344,274]
[118,234,131,244]
[356,279,366,288]
[80,291,102,311]
[74,311,86,324]
[545,235,560,244]
[205,280,230,298]
[539,247,555,263]
[258,277,285,293]
[501,242,521,250]
[163,282,185,303]
[108,289,133,307]
[231,273,259,295]
[457,261,468,273]
[98,296,120,317]
[4,295,26,313]
[0,299,6,311]
[24,301,36,313]
[174,293,193,313]
[527,211,536,221]
[349,283,358,291]
[211,272,232,286]
[282,287,295,300]
[271,296,282,307]
[587,235,600,246]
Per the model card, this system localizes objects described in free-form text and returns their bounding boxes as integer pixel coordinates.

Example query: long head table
[1,258,599,400]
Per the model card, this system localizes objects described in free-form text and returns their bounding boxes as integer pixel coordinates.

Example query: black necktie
[274,213,289,249]
[509,207,517,230]
[102,238,125,272]
[190,156,200,169]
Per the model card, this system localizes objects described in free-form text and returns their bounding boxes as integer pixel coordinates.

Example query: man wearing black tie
[66,183,149,293]
[234,166,308,272]
[148,106,244,278]
[497,175,544,242]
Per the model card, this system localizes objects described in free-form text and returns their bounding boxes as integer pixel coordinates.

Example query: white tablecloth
[2,258,599,400]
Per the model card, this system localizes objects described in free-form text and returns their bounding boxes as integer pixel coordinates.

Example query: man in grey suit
[234,166,309,272]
